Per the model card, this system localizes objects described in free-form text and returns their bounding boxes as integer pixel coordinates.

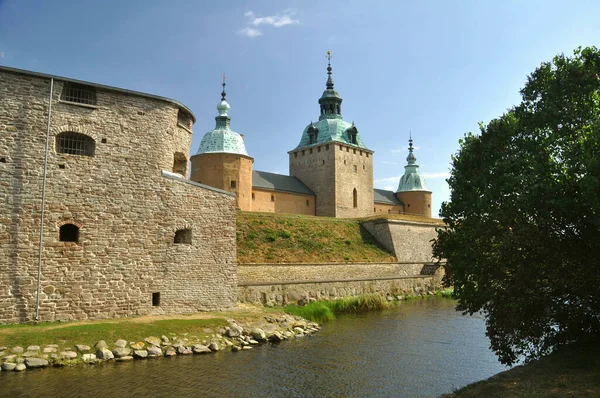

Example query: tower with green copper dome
[191,77,254,210]
[395,136,432,217]
[289,52,374,217]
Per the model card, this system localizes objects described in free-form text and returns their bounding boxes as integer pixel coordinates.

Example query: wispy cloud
[238,27,262,38]
[239,10,299,37]
[383,185,394,191]
[375,171,450,184]
[422,172,450,179]
[375,176,401,184]
[390,145,420,154]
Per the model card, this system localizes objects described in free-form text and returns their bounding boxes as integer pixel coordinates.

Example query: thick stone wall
[0,68,237,324]
[250,188,315,215]
[362,218,443,262]
[397,190,432,218]
[237,261,444,306]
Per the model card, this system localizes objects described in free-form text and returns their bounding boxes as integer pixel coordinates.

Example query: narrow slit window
[174,229,192,244]
[353,188,358,208]
[306,200,309,207]
[231,180,237,189]
[252,192,256,200]
[59,224,79,242]
[271,195,275,202]
[152,292,160,306]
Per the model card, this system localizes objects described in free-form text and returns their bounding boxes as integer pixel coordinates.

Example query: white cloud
[383,185,394,191]
[375,176,401,184]
[421,172,451,179]
[239,27,263,38]
[391,145,420,154]
[375,171,450,184]
[245,10,299,28]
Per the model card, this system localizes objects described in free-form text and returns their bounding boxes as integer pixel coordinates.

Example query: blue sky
[1,0,599,215]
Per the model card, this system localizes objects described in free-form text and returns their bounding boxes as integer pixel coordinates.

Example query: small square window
[310,148,313,154]
[58,164,65,169]
[306,200,309,207]
[322,160,325,165]
[353,149,356,154]
[252,192,256,200]
[302,150,305,156]
[271,195,275,202]
[366,153,369,158]
[346,147,349,152]
[0,158,5,163]
[101,138,107,144]
[294,152,297,158]
[353,165,357,172]
[339,145,343,151]
[360,151,363,156]
[318,147,321,152]
[326,144,329,150]
[231,180,236,189]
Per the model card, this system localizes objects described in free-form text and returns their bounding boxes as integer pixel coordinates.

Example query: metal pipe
[35,77,53,321]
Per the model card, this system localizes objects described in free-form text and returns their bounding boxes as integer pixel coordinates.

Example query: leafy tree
[434,47,600,366]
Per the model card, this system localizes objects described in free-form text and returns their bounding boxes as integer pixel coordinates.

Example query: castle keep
[0,66,237,324]
[191,53,433,218]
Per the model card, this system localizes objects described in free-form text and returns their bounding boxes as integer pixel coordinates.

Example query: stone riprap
[0,67,237,324]
[0,315,319,374]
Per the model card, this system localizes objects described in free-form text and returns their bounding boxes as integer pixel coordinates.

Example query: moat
[0,298,507,398]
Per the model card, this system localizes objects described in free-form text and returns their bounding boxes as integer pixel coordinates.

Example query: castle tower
[289,51,374,217]
[395,136,432,217]
[190,77,254,210]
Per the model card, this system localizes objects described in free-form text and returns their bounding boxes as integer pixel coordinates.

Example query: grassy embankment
[445,342,600,397]
[0,306,281,351]
[236,211,443,264]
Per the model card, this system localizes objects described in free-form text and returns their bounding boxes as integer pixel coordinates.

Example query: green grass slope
[236,211,398,263]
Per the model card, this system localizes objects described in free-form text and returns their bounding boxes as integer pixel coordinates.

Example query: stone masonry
[0,67,238,324]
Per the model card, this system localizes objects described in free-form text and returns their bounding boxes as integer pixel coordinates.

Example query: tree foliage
[434,47,600,365]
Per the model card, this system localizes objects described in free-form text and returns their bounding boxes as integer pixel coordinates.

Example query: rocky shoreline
[0,314,320,374]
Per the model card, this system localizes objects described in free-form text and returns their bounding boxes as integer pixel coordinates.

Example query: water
[0,298,507,397]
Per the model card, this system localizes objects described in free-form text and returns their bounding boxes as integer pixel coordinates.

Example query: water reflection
[0,298,507,398]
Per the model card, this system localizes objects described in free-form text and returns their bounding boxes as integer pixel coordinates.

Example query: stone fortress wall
[237,219,444,306]
[0,67,238,324]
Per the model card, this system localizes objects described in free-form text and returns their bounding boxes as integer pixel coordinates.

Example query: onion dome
[396,136,430,192]
[196,76,249,156]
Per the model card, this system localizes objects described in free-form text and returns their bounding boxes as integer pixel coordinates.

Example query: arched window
[174,229,192,244]
[56,132,95,156]
[59,224,79,242]
[307,125,319,145]
[353,188,357,208]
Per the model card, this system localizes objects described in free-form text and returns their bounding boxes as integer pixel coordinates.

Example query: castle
[0,57,435,324]
[191,53,432,218]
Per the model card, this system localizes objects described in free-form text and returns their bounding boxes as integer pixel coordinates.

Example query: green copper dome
[294,51,369,150]
[396,137,430,192]
[196,80,249,157]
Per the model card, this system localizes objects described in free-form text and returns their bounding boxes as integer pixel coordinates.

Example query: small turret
[190,76,254,210]
[396,135,432,217]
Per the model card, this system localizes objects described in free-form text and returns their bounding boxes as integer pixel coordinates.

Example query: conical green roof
[396,137,430,192]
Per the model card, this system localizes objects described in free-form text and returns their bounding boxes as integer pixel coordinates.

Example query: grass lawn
[0,305,283,350]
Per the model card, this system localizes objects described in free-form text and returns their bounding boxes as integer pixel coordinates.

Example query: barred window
[61,82,96,105]
[56,132,95,156]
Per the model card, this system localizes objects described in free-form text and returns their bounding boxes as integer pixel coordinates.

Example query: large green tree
[434,47,600,366]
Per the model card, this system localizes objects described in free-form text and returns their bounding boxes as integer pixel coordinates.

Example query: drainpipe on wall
[34,77,53,321]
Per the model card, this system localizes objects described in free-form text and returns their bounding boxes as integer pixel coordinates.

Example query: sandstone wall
[0,68,237,324]
[289,143,336,216]
[250,189,315,215]
[397,190,433,218]
[373,203,405,215]
[334,144,374,218]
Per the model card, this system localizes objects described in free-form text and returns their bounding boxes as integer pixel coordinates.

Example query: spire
[318,50,343,120]
[407,132,416,164]
[221,74,227,101]
[216,74,231,118]
[326,50,334,90]
[396,134,430,193]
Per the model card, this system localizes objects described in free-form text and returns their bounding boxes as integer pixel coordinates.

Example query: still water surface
[0,298,507,398]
